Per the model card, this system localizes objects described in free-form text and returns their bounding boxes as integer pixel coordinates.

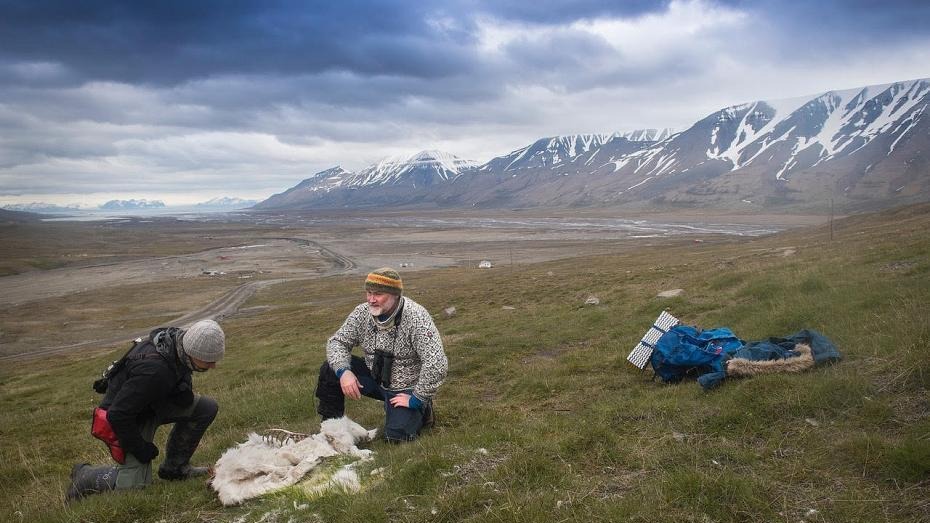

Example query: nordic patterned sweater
[326,297,448,402]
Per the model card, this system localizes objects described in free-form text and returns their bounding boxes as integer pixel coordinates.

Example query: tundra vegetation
[1,204,928,522]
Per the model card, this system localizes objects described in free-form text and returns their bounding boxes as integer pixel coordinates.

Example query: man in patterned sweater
[314,268,448,442]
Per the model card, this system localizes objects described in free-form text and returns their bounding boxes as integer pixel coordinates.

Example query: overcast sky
[2,0,929,206]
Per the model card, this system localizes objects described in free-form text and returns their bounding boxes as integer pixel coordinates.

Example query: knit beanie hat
[365,267,403,296]
[182,319,226,362]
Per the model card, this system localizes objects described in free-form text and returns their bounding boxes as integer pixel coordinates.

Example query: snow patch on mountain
[614,128,675,142]
[701,79,930,177]
[482,134,612,172]
[294,166,351,193]
[345,150,478,187]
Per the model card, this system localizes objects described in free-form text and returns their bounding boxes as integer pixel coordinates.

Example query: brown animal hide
[725,343,814,377]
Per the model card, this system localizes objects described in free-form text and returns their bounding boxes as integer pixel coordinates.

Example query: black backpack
[92,337,145,394]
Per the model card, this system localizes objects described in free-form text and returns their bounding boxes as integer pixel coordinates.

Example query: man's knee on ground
[383,413,421,443]
[383,427,418,443]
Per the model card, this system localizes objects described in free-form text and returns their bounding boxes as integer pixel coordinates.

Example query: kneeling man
[68,320,225,500]
[315,268,448,442]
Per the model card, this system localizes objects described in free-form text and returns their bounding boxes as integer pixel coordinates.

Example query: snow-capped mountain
[297,166,351,192]
[587,78,930,209]
[255,152,478,210]
[608,81,928,180]
[99,199,165,210]
[344,150,478,188]
[195,197,258,209]
[255,78,930,212]
[480,134,614,172]
[253,166,351,209]
[479,130,671,173]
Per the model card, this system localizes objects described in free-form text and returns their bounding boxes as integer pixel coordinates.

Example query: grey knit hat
[182,320,225,362]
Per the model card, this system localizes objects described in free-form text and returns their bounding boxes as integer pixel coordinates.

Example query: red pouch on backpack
[91,407,126,464]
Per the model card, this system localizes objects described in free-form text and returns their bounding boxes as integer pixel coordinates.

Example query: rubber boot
[66,463,117,501]
[157,397,217,481]
[422,400,435,430]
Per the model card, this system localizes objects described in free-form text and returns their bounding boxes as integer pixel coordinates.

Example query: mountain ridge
[195,196,259,208]
[99,199,166,210]
[254,79,930,212]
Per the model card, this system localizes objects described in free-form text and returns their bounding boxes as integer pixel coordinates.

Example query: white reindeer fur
[211,417,377,506]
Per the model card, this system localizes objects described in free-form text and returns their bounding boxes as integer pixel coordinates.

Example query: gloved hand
[133,442,160,463]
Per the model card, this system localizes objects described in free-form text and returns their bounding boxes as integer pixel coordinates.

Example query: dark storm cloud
[2,0,927,90]
[465,0,672,23]
[1,0,928,203]
[0,0,481,86]
[738,0,930,52]
[0,0,690,89]
[479,0,930,39]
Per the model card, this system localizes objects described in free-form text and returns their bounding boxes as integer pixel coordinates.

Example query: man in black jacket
[67,319,225,500]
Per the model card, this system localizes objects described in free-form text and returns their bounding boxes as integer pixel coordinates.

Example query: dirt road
[0,238,357,361]
[0,238,334,307]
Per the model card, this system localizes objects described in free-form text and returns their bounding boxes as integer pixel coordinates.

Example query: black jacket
[100,328,193,460]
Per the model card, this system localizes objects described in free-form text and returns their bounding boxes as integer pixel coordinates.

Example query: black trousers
[315,355,424,442]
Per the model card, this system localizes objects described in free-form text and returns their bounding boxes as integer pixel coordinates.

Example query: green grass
[2,203,930,522]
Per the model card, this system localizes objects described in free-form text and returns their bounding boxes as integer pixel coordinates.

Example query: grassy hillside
[1,204,928,522]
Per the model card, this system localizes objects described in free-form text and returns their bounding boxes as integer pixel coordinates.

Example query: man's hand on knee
[389,393,412,408]
[339,370,363,400]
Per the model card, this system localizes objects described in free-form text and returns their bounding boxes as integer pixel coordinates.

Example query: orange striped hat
[365,267,403,295]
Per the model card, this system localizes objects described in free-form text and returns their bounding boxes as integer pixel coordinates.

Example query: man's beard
[368,304,384,316]
[368,296,398,317]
